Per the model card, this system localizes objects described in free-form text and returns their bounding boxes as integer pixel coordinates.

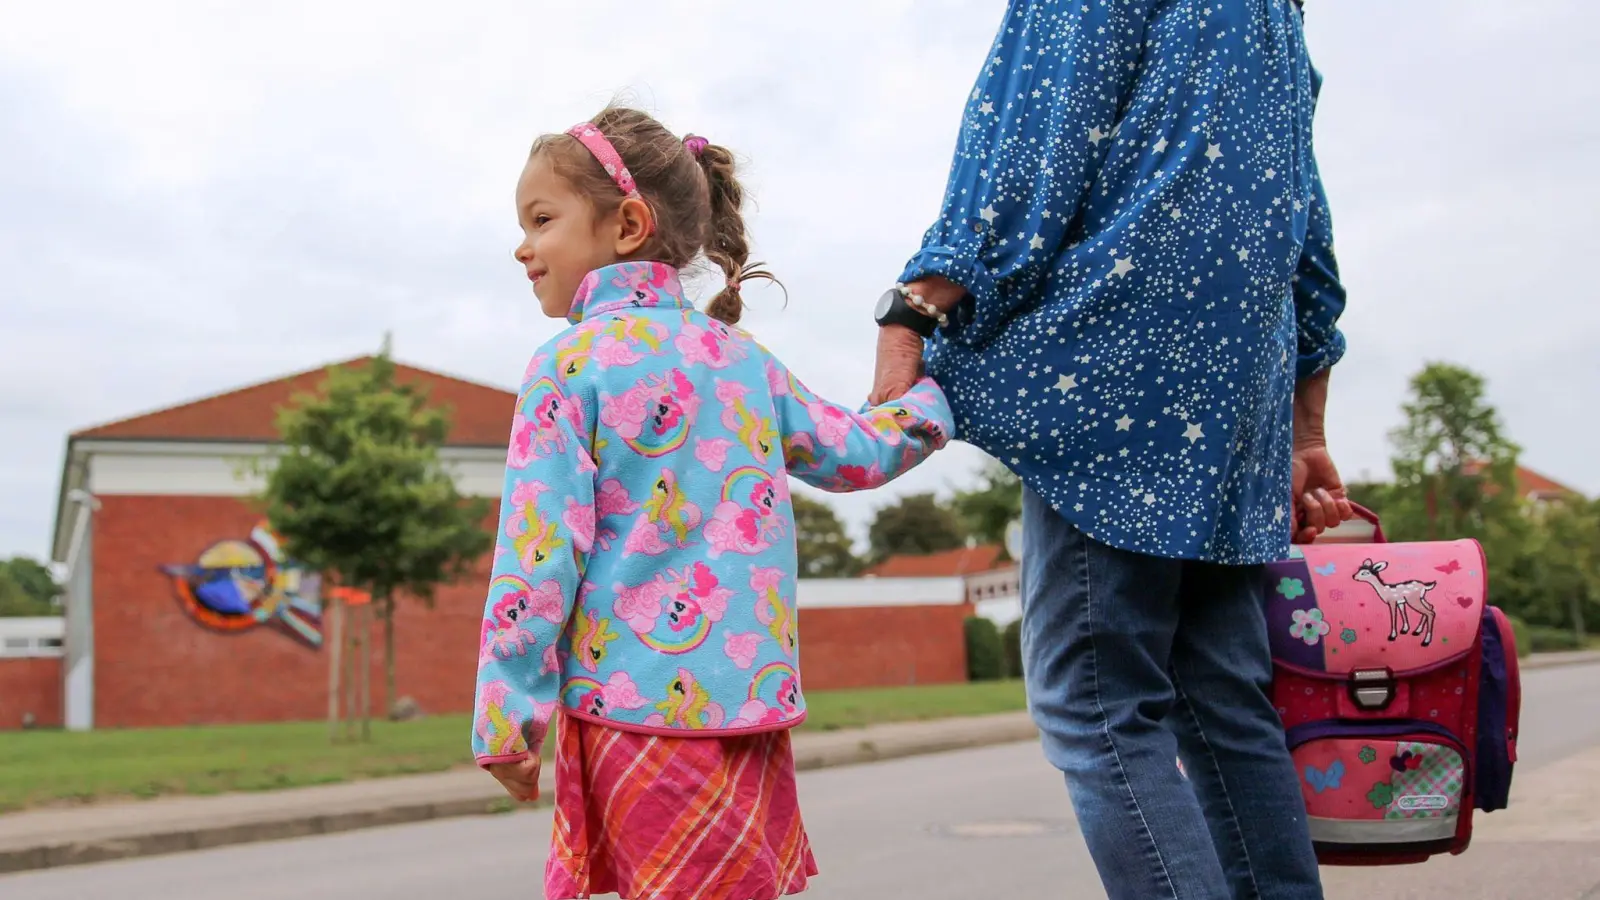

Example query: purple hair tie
[683,135,709,158]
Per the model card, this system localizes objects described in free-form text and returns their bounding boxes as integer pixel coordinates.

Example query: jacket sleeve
[767,358,954,492]
[1292,68,1349,381]
[899,0,1151,347]
[471,351,596,767]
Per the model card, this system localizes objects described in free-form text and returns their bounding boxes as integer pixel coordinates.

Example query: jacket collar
[568,261,690,324]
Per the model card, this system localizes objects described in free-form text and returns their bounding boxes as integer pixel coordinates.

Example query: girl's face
[513,157,621,319]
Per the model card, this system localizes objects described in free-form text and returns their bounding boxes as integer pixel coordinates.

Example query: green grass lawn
[0,680,1025,812]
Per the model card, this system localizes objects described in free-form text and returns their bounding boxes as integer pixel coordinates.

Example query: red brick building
[4,357,971,731]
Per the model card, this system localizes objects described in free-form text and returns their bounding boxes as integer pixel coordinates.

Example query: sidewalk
[0,711,1038,875]
[1,649,1594,878]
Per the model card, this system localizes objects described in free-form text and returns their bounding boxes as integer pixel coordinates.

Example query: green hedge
[964,617,1005,682]
[1527,624,1585,653]
[1506,615,1532,659]
[1002,619,1025,679]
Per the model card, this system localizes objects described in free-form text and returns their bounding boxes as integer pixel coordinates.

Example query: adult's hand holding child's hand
[487,756,542,802]
[869,276,964,405]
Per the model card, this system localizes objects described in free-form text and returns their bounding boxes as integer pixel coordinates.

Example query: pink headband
[566,123,640,198]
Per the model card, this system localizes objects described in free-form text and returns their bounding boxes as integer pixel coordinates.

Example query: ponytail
[691,141,779,326]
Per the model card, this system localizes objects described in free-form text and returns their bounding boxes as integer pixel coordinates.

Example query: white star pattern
[898,0,1347,565]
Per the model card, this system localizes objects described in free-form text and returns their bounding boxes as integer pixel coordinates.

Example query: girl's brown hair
[530,106,776,326]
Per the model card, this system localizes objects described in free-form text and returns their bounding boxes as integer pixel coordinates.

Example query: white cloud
[1,0,1596,558]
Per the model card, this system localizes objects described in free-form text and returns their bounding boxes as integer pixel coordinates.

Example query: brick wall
[84,494,969,729]
[0,658,62,728]
[798,605,969,690]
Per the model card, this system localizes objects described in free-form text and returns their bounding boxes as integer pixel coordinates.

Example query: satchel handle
[1347,503,1387,543]
[1296,501,1387,544]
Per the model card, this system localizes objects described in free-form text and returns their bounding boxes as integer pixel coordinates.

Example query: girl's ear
[613,196,654,256]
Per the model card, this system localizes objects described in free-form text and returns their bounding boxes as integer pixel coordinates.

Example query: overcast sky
[2,0,1595,561]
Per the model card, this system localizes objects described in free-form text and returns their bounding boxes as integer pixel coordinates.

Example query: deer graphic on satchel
[1353,559,1439,647]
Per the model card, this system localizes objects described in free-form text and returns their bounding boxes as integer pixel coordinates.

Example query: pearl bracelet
[896,283,949,328]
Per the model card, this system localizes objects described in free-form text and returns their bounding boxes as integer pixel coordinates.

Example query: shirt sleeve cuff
[898,243,1004,347]
[1296,328,1347,382]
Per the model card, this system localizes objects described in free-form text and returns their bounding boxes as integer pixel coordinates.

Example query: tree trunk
[1572,592,1588,645]
[326,595,343,743]
[360,604,373,742]
[383,593,397,720]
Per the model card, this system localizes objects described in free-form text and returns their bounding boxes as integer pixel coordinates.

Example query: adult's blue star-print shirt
[901,0,1348,565]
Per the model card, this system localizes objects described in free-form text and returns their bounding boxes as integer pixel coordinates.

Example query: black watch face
[874,288,897,322]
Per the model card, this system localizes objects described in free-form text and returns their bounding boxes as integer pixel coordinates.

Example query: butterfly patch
[1314,562,1336,576]
[1305,760,1345,794]
[1435,560,1462,575]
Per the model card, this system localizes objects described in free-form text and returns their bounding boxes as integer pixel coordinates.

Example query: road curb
[0,714,1040,877]
[1521,650,1600,671]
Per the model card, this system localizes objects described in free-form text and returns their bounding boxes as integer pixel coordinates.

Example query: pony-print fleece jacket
[472,261,953,766]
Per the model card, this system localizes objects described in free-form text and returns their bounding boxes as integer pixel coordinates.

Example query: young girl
[471,106,954,900]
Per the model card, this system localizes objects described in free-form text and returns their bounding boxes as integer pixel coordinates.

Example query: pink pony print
[610,261,677,306]
[591,478,639,553]
[695,437,734,472]
[751,566,797,657]
[613,576,668,635]
[764,358,791,398]
[727,674,802,728]
[562,499,597,555]
[574,671,650,719]
[600,369,701,442]
[723,631,764,670]
[523,353,549,384]
[703,475,788,558]
[475,680,526,757]
[664,562,732,633]
[508,385,584,467]
[480,579,565,662]
[806,400,853,452]
[824,463,887,492]
[675,319,747,369]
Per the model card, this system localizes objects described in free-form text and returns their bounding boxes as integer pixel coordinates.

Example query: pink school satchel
[1264,507,1521,866]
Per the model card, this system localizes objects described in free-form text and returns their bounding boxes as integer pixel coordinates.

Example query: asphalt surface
[4,662,1597,900]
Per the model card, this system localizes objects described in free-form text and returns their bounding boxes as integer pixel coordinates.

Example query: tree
[1382,363,1538,625]
[1524,497,1600,642]
[866,493,968,564]
[257,345,492,729]
[791,494,861,577]
[1385,363,1522,543]
[949,460,1022,552]
[0,557,58,617]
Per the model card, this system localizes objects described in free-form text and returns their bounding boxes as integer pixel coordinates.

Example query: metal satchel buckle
[1348,668,1396,711]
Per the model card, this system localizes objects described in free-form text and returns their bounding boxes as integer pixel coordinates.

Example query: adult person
[868,1,1352,898]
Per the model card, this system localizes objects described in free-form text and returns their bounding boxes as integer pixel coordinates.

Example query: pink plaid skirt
[544,714,819,900]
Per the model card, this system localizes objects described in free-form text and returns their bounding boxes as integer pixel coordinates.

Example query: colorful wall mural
[160,522,325,648]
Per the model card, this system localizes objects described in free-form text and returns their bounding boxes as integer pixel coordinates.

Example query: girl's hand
[487,756,542,802]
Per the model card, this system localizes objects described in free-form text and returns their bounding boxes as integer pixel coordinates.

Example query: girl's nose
[513,243,534,264]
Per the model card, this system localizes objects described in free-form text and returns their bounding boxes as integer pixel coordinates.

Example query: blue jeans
[1019,488,1323,900]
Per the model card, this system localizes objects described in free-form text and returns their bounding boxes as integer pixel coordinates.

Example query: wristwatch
[874,284,948,338]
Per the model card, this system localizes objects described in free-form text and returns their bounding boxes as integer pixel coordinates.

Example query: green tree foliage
[1378,362,1596,641]
[0,557,58,617]
[963,616,1005,681]
[257,347,492,715]
[1001,618,1025,679]
[791,494,862,578]
[949,461,1022,553]
[866,493,968,564]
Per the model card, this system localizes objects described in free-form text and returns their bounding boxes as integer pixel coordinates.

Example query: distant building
[1,357,972,732]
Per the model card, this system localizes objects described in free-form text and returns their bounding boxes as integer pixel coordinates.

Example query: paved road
[4,663,1597,899]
